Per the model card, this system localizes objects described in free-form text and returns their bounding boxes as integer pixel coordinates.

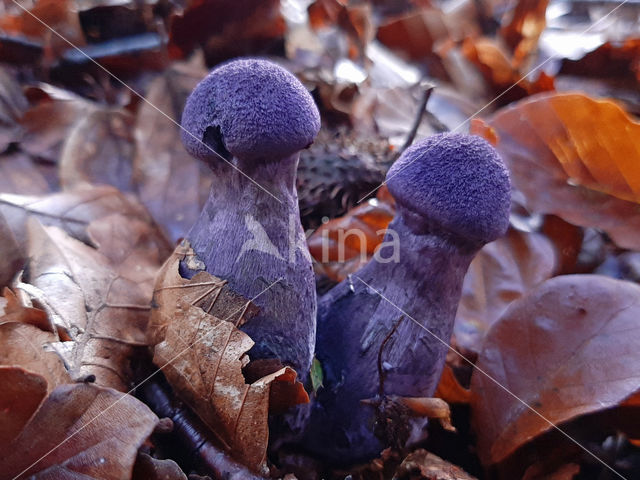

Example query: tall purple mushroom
[302,133,512,463]
[180,58,320,377]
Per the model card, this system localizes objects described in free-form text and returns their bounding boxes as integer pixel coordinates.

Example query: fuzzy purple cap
[181,58,321,162]
[387,133,511,245]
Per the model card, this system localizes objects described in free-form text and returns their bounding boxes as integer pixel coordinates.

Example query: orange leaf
[474,92,640,250]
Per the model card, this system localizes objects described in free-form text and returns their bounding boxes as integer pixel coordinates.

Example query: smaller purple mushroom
[302,133,512,463]
[180,58,320,377]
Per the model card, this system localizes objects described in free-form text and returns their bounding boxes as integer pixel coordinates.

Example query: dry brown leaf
[0,184,167,252]
[133,58,212,243]
[393,449,478,480]
[0,210,24,287]
[0,382,158,479]
[0,367,48,448]
[60,109,136,192]
[0,287,51,331]
[0,322,70,391]
[0,151,53,195]
[132,452,187,480]
[150,241,306,471]
[19,93,96,162]
[454,228,557,354]
[474,92,640,250]
[471,274,640,467]
[0,67,28,151]
[24,212,163,391]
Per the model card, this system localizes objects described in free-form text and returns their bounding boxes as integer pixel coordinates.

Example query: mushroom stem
[178,58,321,378]
[300,133,512,463]
[183,154,315,376]
[304,217,476,462]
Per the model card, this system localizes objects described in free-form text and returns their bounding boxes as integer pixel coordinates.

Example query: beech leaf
[0,322,70,391]
[0,382,158,480]
[473,93,640,250]
[454,228,557,354]
[24,211,164,391]
[471,274,640,467]
[0,367,48,447]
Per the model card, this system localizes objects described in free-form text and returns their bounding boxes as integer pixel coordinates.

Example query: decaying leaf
[24,211,164,391]
[60,109,136,192]
[500,0,549,66]
[474,93,640,250]
[393,449,478,480]
[133,57,212,243]
[0,322,70,392]
[0,211,23,287]
[0,151,53,195]
[132,452,187,480]
[0,66,28,151]
[0,367,48,448]
[471,275,640,467]
[0,285,51,331]
[0,184,168,252]
[149,241,308,472]
[454,228,557,354]
[19,91,96,162]
[0,382,158,479]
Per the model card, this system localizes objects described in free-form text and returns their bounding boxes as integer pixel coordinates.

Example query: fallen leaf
[0,151,53,195]
[0,367,48,447]
[168,0,285,65]
[0,322,70,391]
[473,92,640,250]
[393,449,478,480]
[24,211,164,391]
[471,275,640,467]
[308,198,395,281]
[19,92,96,162]
[454,228,557,354]
[60,109,136,192]
[0,184,166,252]
[500,0,549,67]
[132,452,187,480]
[149,241,307,471]
[133,57,212,243]
[434,365,471,405]
[0,287,51,331]
[0,382,158,479]
[0,66,28,151]
[0,210,24,287]
[560,38,640,86]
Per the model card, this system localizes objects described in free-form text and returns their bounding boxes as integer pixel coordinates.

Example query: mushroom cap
[181,58,321,162]
[386,133,511,245]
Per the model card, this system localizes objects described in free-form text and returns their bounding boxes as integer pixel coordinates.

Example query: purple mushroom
[302,133,512,463]
[179,58,321,377]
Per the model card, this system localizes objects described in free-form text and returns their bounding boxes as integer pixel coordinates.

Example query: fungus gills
[303,133,512,463]
[179,59,321,377]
